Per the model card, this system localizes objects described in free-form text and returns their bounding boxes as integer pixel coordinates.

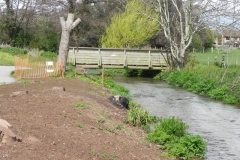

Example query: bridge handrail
[68,47,171,70]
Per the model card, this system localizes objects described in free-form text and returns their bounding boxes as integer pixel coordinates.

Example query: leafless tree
[58,13,81,70]
[147,0,240,69]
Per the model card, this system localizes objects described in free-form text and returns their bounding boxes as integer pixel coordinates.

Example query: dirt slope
[0,78,170,160]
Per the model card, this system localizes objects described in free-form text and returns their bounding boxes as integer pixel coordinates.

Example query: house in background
[214,30,240,46]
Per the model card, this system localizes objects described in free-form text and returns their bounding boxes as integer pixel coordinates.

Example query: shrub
[40,51,56,58]
[223,94,238,104]
[126,107,158,132]
[150,117,188,138]
[147,117,207,160]
[208,86,229,100]
[167,135,207,160]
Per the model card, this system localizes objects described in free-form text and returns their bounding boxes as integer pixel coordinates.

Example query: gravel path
[0,66,16,84]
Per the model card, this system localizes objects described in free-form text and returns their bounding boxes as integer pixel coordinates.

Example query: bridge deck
[68,47,171,70]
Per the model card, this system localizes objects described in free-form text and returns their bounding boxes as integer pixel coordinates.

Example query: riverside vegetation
[154,49,240,106]
[0,47,207,160]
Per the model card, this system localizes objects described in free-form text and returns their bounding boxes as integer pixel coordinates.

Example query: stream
[113,76,240,160]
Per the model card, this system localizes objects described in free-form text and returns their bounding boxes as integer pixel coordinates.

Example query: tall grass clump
[147,117,207,160]
[126,106,159,132]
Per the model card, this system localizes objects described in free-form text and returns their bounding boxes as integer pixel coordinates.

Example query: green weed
[106,128,116,133]
[65,63,77,78]
[101,153,118,160]
[76,123,84,128]
[22,80,30,85]
[97,126,104,131]
[97,118,106,123]
[74,103,90,109]
[116,124,124,130]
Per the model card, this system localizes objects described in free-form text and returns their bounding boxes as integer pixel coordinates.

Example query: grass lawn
[0,51,57,66]
[190,48,240,66]
[0,51,15,66]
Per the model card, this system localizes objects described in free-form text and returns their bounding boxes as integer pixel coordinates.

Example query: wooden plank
[77,65,100,68]
[127,66,150,69]
[102,65,124,69]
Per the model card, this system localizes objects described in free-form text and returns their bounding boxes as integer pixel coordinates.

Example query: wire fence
[14,55,64,79]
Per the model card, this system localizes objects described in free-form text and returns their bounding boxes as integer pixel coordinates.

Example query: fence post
[101,67,105,87]
[222,55,225,68]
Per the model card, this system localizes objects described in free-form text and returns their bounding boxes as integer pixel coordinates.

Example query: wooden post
[101,67,104,87]
[222,55,225,68]
[148,50,151,68]
[123,49,126,67]
[98,48,101,67]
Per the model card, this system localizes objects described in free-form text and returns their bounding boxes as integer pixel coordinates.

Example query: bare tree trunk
[58,13,81,71]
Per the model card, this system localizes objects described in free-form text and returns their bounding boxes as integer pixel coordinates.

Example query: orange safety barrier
[14,55,64,79]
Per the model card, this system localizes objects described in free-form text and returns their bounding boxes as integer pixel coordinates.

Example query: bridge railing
[68,47,171,70]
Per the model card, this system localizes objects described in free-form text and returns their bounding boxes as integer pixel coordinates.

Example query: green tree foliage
[28,22,59,52]
[189,34,203,51]
[201,29,215,48]
[100,0,160,48]
[189,28,215,51]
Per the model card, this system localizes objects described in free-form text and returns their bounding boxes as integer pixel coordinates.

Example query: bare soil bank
[0,78,170,160]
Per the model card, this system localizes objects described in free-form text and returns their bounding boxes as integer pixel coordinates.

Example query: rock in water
[109,95,129,109]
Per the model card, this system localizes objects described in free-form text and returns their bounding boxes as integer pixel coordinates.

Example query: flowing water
[113,76,240,160]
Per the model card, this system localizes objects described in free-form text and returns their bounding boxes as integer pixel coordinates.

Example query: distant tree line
[0,0,218,55]
[0,0,128,52]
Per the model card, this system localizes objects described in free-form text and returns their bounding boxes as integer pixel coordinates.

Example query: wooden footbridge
[67,47,171,70]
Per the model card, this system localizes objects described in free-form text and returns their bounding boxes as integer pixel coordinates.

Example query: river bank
[113,76,240,160]
[154,64,240,107]
[0,78,172,160]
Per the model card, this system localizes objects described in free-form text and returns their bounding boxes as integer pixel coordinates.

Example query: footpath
[0,66,15,84]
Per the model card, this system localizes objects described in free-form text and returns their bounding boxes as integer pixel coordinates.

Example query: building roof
[222,30,240,38]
